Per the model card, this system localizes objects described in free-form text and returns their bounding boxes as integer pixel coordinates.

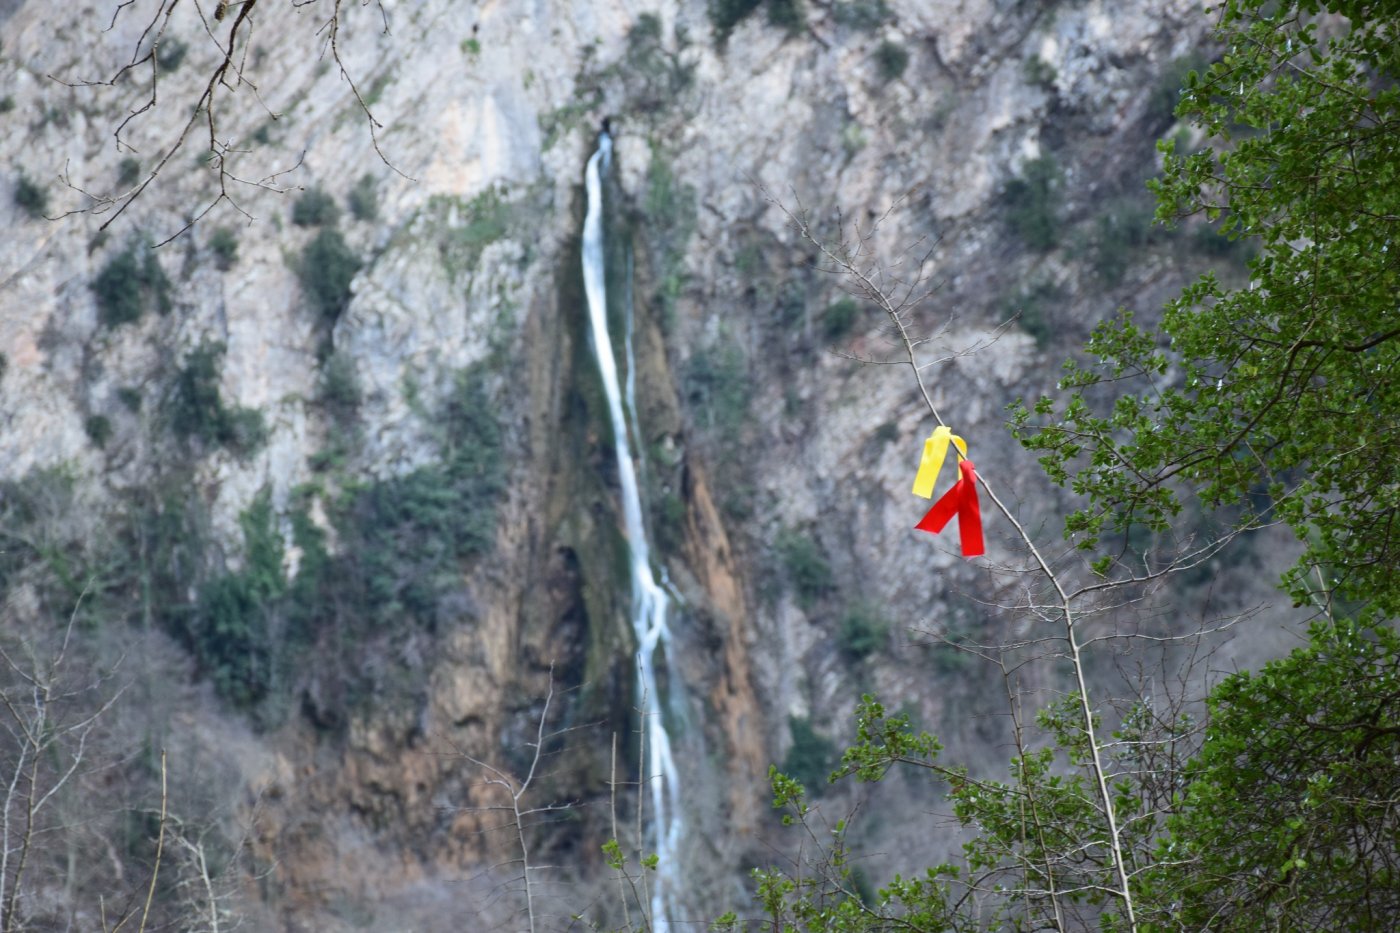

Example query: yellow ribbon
[911,425,967,499]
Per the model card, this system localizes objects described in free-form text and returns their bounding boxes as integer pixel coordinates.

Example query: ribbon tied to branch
[911,425,967,499]
[910,426,985,558]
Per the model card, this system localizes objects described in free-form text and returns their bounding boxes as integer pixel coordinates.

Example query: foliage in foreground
[733,618,1399,931]
[1149,619,1400,931]
[739,1,1400,930]
[1014,0,1400,619]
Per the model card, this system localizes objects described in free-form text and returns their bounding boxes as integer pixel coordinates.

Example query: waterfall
[582,131,682,931]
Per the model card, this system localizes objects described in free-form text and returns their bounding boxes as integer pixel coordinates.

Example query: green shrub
[0,466,177,630]
[292,185,340,227]
[298,228,361,321]
[1002,278,1064,351]
[711,0,763,41]
[307,369,506,628]
[94,252,143,326]
[15,173,48,218]
[630,12,664,48]
[930,642,970,675]
[678,315,754,470]
[225,407,266,452]
[873,39,908,82]
[619,13,697,113]
[1024,55,1057,88]
[838,603,889,661]
[645,149,697,328]
[194,491,283,709]
[778,281,806,330]
[168,342,267,456]
[113,476,285,714]
[116,386,142,411]
[169,344,225,439]
[418,189,515,283]
[1090,198,1156,285]
[712,0,804,41]
[777,528,831,608]
[84,415,113,449]
[349,473,467,619]
[684,338,749,434]
[0,468,101,620]
[1019,305,1051,350]
[656,491,687,555]
[156,38,188,71]
[196,574,272,708]
[782,716,837,795]
[646,148,694,223]
[362,73,390,109]
[1003,156,1061,252]
[117,157,141,187]
[318,351,362,421]
[208,225,239,270]
[462,202,507,254]
[281,369,506,718]
[110,478,208,643]
[92,246,172,327]
[766,0,805,34]
[822,296,859,339]
[347,173,378,221]
[842,121,868,156]
[832,0,891,30]
[0,96,14,114]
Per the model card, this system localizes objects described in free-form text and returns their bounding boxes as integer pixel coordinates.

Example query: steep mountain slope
[0,1,1293,927]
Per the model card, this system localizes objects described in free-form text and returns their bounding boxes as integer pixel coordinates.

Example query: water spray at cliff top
[582,129,682,931]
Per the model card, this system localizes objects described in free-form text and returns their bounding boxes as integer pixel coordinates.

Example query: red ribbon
[914,459,985,557]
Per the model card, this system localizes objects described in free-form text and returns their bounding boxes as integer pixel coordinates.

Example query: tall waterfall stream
[582,131,682,930]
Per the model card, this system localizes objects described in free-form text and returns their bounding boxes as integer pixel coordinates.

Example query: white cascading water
[582,131,681,931]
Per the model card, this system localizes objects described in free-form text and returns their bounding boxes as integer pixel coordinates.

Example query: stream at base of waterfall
[582,130,682,932]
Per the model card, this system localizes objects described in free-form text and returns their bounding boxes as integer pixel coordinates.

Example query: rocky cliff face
[0,1,1283,928]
